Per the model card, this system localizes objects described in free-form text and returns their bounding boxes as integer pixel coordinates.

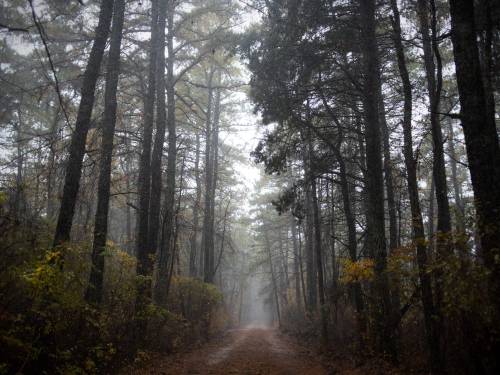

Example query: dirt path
[124,327,328,375]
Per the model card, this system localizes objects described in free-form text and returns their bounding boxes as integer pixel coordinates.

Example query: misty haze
[1,0,499,374]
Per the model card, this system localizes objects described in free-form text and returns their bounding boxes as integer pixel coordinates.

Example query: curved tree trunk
[85,0,126,306]
[53,0,114,247]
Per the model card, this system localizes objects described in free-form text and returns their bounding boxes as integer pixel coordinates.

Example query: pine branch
[0,23,29,32]
[28,0,71,129]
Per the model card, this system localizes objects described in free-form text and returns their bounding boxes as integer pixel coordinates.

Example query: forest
[0,0,499,374]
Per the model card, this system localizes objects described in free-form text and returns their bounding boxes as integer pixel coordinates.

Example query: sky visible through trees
[1,0,500,374]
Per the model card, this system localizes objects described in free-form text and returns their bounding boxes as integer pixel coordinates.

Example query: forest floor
[122,326,327,374]
[122,326,405,375]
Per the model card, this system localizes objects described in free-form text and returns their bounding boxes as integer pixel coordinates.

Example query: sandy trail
[124,327,327,375]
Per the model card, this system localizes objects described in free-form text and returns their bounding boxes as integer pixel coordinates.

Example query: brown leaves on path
[122,327,328,375]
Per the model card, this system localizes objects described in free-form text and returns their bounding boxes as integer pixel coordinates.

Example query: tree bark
[417,3,452,332]
[390,0,442,370]
[153,0,176,308]
[202,68,215,283]
[135,0,159,305]
[378,94,398,255]
[448,0,500,315]
[148,0,168,257]
[53,0,114,247]
[290,217,302,311]
[208,82,221,281]
[311,176,328,347]
[265,229,281,327]
[303,143,317,312]
[447,120,465,234]
[189,134,202,277]
[46,105,60,220]
[334,144,365,339]
[358,0,396,359]
[85,0,125,306]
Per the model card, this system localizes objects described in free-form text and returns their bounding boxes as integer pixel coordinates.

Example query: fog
[239,272,274,328]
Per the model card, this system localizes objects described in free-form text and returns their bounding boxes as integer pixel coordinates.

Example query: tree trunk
[334,144,365,339]
[447,120,465,234]
[153,0,176,308]
[358,0,396,359]
[417,2,452,333]
[448,0,500,314]
[208,82,221,282]
[390,0,442,370]
[475,0,496,124]
[291,217,302,311]
[14,104,25,221]
[135,0,159,304]
[164,154,186,301]
[304,155,317,312]
[311,176,328,347]
[379,89,401,343]
[85,0,125,306]
[265,230,281,327]
[189,134,202,277]
[46,105,60,220]
[202,68,215,283]
[53,0,114,247]
[379,95,397,254]
[298,224,308,308]
[147,0,168,257]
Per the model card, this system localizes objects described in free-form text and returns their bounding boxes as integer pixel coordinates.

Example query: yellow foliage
[0,191,7,206]
[340,258,375,284]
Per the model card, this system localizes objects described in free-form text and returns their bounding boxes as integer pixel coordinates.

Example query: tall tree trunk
[311,176,328,346]
[164,154,186,301]
[208,82,221,281]
[148,0,168,257]
[290,217,302,311]
[53,0,114,247]
[304,150,317,312]
[298,224,308,308]
[328,181,338,315]
[379,91,401,342]
[447,120,465,234]
[264,229,281,327]
[476,0,496,123]
[14,104,24,221]
[85,0,125,306]
[448,0,500,315]
[379,95,397,254]
[189,134,201,277]
[153,0,176,308]
[202,68,215,283]
[390,0,442,371]
[448,1,500,371]
[358,0,396,358]
[428,175,435,243]
[417,3,452,332]
[135,0,159,305]
[334,145,365,339]
[124,135,133,254]
[47,105,60,220]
